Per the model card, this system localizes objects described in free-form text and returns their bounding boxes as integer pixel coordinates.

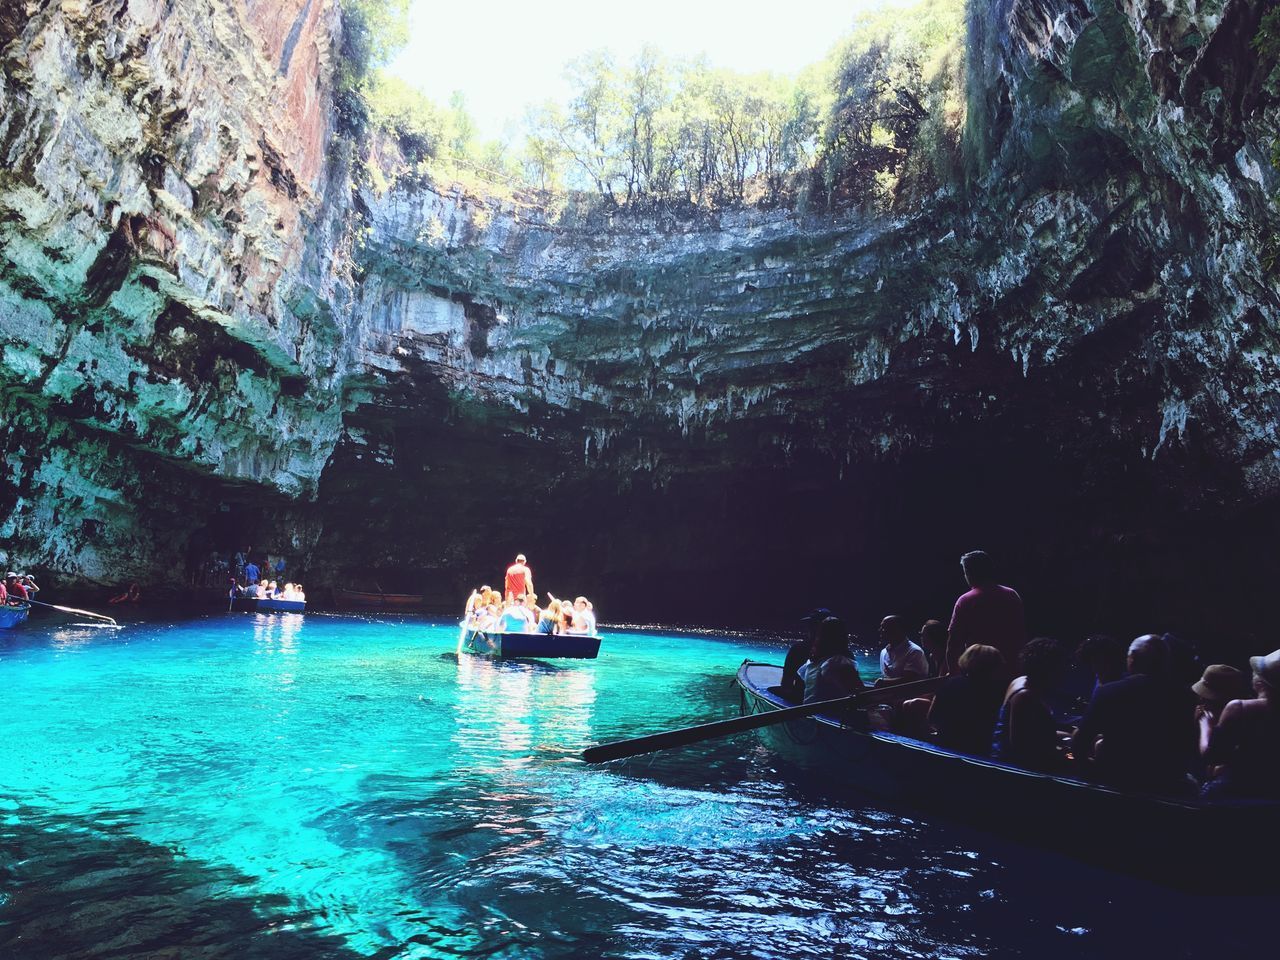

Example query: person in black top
[1071,634,1197,792]
[779,608,832,702]
[929,644,1006,755]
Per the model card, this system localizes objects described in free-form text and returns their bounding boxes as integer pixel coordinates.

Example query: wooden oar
[582,674,945,764]
[24,597,120,626]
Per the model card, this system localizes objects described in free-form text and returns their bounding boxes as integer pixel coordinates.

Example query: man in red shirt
[504,554,533,601]
[945,550,1025,674]
[5,572,28,601]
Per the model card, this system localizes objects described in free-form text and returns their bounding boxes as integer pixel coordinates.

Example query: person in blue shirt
[245,559,260,584]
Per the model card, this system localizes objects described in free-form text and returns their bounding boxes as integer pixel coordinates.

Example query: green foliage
[815,0,967,210]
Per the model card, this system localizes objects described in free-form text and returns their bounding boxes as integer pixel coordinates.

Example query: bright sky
[386,0,900,141]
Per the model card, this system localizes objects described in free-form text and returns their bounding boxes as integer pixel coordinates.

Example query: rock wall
[0,1,1277,639]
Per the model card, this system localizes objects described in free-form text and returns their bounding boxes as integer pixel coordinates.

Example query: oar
[24,597,119,627]
[582,674,945,764]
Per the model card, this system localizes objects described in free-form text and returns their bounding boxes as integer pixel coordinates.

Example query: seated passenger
[781,608,832,702]
[20,574,38,598]
[803,617,865,704]
[928,644,1006,755]
[574,596,597,635]
[559,600,579,633]
[919,620,948,677]
[536,605,560,635]
[1200,649,1280,800]
[1075,634,1126,694]
[498,599,530,633]
[1192,664,1249,724]
[877,616,929,685]
[464,588,483,617]
[993,637,1071,771]
[1071,635,1196,792]
[295,584,306,602]
[6,572,29,601]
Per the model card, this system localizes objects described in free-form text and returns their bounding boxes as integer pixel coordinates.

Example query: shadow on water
[0,805,361,960]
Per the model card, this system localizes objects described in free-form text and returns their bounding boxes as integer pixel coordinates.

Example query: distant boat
[230,597,306,614]
[334,588,424,611]
[460,628,601,660]
[0,601,31,629]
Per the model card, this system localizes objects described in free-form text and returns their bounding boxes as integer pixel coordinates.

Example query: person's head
[960,550,996,588]
[1127,634,1167,677]
[1075,634,1126,684]
[1019,637,1071,688]
[480,585,491,595]
[919,620,947,655]
[814,616,851,662]
[515,554,526,565]
[1249,649,1280,699]
[878,615,908,647]
[524,593,538,607]
[1192,664,1249,711]
[959,644,1006,683]
[560,600,574,616]
[800,607,833,644]
[574,596,588,609]
[4,572,16,584]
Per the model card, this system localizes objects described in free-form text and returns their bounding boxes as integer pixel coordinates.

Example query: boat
[735,660,1279,889]
[460,628,601,660]
[230,596,306,613]
[334,587,424,611]
[0,601,31,629]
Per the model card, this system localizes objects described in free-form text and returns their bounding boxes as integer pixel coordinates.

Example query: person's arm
[1071,690,1103,764]
[1202,700,1243,766]
[526,571,534,596]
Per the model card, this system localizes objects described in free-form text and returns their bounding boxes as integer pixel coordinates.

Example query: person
[781,608,832,702]
[1192,664,1249,723]
[928,644,1006,755]
[108,582,142,604]
[992,637,1071,771]
[295,584,306,602]
[919,620,947,677]
[522,593,542,623]
[945,550,1025,675]
[505,554,533,601]
[5,572,28,601]
[274,558,286,581]
[574,596,597,635]
[1,577,8,604]
[877,616,930,685]
[535,603,560,635]
[227,576,241,598]
[20,574,39,599]
[1075,634,1127,694]
[465,588,485,617]
[245,556,260,585]
[498,598,530,633]
[1199,649,1280,800]
[1071,635,1196,792]
[803,617,865,704]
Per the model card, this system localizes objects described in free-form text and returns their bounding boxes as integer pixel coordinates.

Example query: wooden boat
[230,596,306,614]
[460,627,601,660]
[334,588,424,611]
[0,601,31,629]
[735,661,1279,889]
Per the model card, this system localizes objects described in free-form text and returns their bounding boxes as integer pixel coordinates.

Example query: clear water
[0,615,1268,959]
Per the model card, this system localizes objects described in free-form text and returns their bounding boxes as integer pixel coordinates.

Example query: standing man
[505,554,533,601]
[946,550,1025,674]
[245,554,260,586]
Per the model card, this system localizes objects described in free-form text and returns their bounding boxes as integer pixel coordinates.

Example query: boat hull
[231,597,306,613]
[736,661,1278,889]
[461,629,601,660]
[0,602,31,629]
[334,589,423,611]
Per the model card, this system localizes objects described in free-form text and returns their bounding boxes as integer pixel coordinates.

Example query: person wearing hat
[1200,649,1280,800]
[779,608,832,702]
[4,572,28,601]
[20,574,38,599]
[1192,664,1250,723]
[504,554,533,602]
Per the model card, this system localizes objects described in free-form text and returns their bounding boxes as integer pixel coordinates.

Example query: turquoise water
[0,614,1268,958]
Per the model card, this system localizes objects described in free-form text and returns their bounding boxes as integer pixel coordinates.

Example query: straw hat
[1249,649,1280,689]
[1192,664,1248,702]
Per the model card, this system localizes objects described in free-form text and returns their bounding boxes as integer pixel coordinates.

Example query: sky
[385,0,901,141]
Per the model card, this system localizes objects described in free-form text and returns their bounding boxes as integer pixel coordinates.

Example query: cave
[0,0,1276,662]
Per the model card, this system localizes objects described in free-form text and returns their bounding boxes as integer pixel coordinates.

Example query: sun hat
[1192,664,1248,702]
[1249,649,1280,689]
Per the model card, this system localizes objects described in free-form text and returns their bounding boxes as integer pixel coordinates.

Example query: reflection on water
[0,617,1270,959]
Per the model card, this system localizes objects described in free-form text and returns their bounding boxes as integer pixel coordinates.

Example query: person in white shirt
[573,596,596,635]
[877,615,930,685]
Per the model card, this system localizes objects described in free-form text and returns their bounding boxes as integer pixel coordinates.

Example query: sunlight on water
[0,615,1267,959]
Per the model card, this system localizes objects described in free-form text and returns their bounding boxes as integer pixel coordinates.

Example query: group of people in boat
[782,549,1280,802]
[229,578,306,601]
[462,554,598,636]
[1,571,38,605]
